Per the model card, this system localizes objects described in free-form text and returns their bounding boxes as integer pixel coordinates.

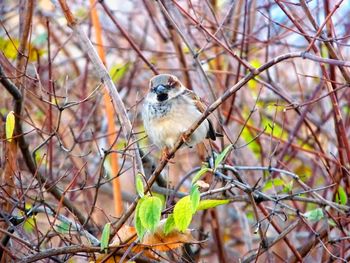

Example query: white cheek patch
[168,86,185,99]
[146,93,159,104]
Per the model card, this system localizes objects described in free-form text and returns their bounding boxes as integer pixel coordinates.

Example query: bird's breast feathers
[143,95,208,149]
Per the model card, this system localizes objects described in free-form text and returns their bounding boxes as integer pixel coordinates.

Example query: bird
[142,74,222,159]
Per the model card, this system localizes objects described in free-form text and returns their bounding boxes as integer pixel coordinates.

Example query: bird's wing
[183,89,206,113]
[183,89,217,140]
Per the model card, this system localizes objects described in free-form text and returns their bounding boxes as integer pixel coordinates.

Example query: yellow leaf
[247,59,262,90]
[182,45,190,54]
[250,59,262,69]
[0,37,45,62]
[6,111,15,142]
[247,78,258,89]
[0,37,19,59]
[21,204,36,233]
[109,62,130,83]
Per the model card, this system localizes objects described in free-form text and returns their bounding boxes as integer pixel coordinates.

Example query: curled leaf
[142,219,195,251]
[192,167,210,184]
[214,144,233,168]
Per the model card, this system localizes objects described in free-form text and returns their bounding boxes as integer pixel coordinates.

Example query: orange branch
[90,0,123,216]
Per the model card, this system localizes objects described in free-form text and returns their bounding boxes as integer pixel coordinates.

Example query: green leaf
[135,173,144,198]
[196,199,230,211]
[152,192,165,208]
[214,144,233,168]
[191,166,210,184]
[335,186,347,205]
[6,111,15,142]
[139,196,162,232]
[263,178,285,191]
[163,214,176,235]
[261,114,287,140]
[35,151,42,164]
[328,219,337,227]
[240,124,261,157]
[190,185,200,212]
[56,221,71,234]
[173,196,193,232]
[282,180,294,193]
[246,211,254,221]
[304,208,324,222]
[109,62,130,83]
[344,105,350,114]
[135,198,146,239]
[100,222,111,252]
[135,213,146,239]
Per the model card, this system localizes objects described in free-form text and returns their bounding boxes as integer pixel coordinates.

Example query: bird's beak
[154,84,167,95]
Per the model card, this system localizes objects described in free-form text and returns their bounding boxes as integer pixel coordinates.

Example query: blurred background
[1,0,350,262]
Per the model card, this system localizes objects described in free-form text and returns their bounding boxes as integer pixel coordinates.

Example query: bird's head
[147,74,185,103]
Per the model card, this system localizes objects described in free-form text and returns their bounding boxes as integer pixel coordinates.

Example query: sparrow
[142,74,221,158]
